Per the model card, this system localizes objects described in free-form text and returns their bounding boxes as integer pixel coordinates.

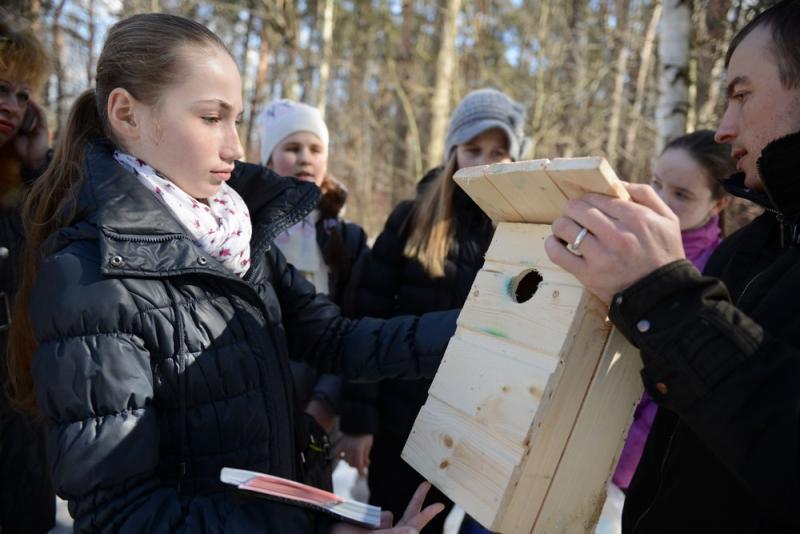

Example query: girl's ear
[711,195,730,215]
[107,88,141,142]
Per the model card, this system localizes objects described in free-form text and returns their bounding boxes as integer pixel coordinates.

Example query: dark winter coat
[340,168,494,438]
[30,140,455,533]
[614,131,800,533]
[288,178,368,412]
[0,147,55,534]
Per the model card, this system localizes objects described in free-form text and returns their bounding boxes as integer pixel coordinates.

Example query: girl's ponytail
[7,89,103,415]
[7,13,233,415]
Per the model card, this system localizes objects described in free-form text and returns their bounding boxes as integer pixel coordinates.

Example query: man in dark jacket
[547,1,800,531]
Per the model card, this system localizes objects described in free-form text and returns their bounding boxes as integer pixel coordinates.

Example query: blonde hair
[0,16,51,93]
[402,154,459,278]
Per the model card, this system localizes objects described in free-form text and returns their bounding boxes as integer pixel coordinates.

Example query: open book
[221,467,381,528]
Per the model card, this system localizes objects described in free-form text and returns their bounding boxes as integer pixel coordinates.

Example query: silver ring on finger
[568,226,589,254]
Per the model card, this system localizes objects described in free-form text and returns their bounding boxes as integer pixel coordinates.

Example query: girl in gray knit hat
[338,88,529,533]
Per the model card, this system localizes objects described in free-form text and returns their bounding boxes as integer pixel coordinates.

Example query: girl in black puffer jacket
[8,14,448,533]
[339,89,531,533]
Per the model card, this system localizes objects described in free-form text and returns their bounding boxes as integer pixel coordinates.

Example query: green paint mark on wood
[482,327,509,339]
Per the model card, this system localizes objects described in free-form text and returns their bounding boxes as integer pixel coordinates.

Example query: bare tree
[244,17,271,162]
[317,0,334,117]
[605,0,631,167]
[425,0,462,168]
[623,1,662,175]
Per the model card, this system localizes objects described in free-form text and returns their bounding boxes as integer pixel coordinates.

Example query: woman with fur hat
[259,99,368,491]
[338,88,530,532]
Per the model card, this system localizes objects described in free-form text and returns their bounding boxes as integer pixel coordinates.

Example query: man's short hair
[725,0,800,89]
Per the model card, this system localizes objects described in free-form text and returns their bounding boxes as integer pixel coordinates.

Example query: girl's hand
[329,482,445,534]
[336,433,373,476]
[14,99,50,170]
[306,398,337,434]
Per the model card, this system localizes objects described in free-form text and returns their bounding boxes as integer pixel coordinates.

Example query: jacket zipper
[97,189,317,488]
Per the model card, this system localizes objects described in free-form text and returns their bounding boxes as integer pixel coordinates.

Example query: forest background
[8,0,770,236]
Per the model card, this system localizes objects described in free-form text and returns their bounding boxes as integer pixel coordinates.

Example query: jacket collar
[57,139,320,278]
[723,130,800,219]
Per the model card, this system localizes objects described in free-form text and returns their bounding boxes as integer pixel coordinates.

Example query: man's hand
[336,433,373,476]
[13,99,49,170]
[329,482,444,534]
[545,182,685,304]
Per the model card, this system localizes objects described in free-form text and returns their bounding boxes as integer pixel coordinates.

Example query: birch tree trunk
[317,0,335,118]
[656,0,691,152]
[426,0,462,168]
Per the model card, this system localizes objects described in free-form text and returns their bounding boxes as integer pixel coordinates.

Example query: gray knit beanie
[444,88,531,164]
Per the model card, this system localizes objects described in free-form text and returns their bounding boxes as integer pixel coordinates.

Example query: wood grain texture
[402,396,525,527]
[484,160,566,224]
[533,328,642,533]
[545,157,630,201]
[406,159,640,533]
[453,165,524,222]
[496,292,612,533]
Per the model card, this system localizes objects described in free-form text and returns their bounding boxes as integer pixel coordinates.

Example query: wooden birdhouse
[402,158,644,533]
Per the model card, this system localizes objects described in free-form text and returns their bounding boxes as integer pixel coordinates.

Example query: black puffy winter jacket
[30,140,455,532]
[340,168,494,438]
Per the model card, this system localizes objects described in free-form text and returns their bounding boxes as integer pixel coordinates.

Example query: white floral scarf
[114,151,253,277]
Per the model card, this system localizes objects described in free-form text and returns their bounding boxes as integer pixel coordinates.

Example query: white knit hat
[257,99,330,164]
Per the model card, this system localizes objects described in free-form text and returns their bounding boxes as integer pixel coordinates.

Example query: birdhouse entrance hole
[512,269,543,303]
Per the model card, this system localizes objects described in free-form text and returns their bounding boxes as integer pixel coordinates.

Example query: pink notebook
[220,467,381,528]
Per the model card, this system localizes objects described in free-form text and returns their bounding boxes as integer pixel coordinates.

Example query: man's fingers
[561,198,626,245]
[622,182,676,219]
[544,234,588,278]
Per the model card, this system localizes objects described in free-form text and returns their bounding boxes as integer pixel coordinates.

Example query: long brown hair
[0,15,51,94]
[7,14,230,414]
[402,154,459,278]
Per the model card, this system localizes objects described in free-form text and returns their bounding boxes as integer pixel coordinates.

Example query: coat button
[636,319,651,333]
[656,382,669,395]
[0,247,8,259]
[109,255,124,267]
[197,256,208,265]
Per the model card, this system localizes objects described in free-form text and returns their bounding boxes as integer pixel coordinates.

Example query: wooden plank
[533,329,643,533]
[496,292,612,534]
[453,165,524,222]
[427,331,557,446]
[457,260,585,359]
[484,160,567,224]
[545,157,630,201]
[402,396,525,529]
